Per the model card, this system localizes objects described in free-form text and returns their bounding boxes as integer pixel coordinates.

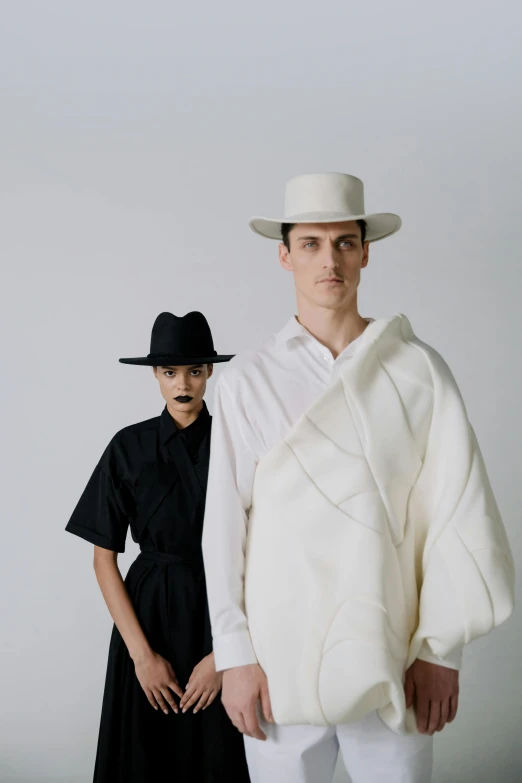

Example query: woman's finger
[169,680,184,700]
[193,690,211,714]
[182,687,204,713]
[160,687,179,714]
[203,689,219,710]
[179,683,197,710]
[153,688,170,715]
[166,665,179,683]
[144,688,159,711]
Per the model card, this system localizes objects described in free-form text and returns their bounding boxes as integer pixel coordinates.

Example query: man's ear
[361,243,370,269]
[279,242,293,272]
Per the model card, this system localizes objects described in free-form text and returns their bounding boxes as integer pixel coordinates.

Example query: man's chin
[312,292,352,309]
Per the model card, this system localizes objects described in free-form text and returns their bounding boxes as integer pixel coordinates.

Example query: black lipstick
[175,395,193,403]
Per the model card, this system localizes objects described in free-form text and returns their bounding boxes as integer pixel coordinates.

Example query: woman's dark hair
[281,219,367,250]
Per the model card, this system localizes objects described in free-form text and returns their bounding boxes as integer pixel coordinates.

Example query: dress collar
[159,400,210,446]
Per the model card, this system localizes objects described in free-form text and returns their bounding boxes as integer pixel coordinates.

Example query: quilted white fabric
[244,314,515,734]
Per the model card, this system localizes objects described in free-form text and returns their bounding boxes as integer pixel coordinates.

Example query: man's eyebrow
[296,233,360,241]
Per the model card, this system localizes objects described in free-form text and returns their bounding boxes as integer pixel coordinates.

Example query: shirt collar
[274,315,312,347]
[159,400,210,446]
[275,315,374,354]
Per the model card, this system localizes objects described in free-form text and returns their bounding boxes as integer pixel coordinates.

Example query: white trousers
[243,711,433,783]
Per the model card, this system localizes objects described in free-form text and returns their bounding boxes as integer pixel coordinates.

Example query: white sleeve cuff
[213,630,258,671]
[416,639,463,671]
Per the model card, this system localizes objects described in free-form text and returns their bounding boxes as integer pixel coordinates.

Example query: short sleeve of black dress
[65,434,134,553]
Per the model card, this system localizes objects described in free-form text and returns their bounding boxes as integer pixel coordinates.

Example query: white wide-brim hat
[249,172,401,243]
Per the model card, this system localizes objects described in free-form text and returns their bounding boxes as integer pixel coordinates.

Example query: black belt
[138,550,203,567]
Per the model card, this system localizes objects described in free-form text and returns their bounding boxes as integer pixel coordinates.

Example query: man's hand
[404,659,459,735]
[222,663,273,740]
[179,652,222,714]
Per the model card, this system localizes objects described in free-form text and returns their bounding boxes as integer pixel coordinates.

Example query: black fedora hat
[119,311,234,366]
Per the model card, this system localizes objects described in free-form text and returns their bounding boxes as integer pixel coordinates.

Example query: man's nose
[321,246,339,268]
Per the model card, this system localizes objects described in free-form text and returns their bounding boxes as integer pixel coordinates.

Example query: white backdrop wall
[1,2,521,781]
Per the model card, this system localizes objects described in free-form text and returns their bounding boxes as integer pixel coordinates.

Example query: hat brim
[119,355,235,366]
[249,211,402,243]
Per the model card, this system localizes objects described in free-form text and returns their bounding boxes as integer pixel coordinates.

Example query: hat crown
[283,173,365,220]
[149,311,215,359]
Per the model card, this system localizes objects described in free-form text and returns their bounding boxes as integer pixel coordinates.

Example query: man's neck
[296,301,368,360]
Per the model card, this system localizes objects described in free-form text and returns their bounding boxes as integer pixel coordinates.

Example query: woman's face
[153,363,213,416]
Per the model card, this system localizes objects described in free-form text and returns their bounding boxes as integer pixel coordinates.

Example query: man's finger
[416,694,430,734]
[448,694,459,723]
[231,710,248,735]
[244,704,267,741]
[260,681,274,723]
[427,701,441,736]
[437,699,450,732]
[404,672,415,710]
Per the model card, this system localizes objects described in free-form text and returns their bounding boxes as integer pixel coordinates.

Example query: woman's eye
[165,371,174,377]
[191,370,201,376]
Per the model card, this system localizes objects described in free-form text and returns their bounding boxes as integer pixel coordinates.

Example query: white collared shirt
[202,316,462,672]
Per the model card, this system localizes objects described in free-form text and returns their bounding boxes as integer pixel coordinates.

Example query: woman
[65,311,250,782]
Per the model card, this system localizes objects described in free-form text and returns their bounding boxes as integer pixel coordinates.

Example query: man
[201,173,515,782]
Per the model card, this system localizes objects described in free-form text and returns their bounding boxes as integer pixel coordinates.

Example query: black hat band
[147,351,218,359]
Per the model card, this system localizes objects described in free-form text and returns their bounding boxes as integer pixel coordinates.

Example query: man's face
[153,363,213,414]
[278,221,369,310]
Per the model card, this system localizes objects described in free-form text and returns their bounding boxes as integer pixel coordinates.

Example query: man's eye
[304,242,316,248]
[340,241,353,248]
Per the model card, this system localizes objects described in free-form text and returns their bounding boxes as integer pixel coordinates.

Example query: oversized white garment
[242,314,514,734]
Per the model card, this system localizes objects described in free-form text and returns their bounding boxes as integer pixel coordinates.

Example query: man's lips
[175,396,193,403]
[318,277,343,283]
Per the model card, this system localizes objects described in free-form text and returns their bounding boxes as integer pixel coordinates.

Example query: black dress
[65,402,249,783]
